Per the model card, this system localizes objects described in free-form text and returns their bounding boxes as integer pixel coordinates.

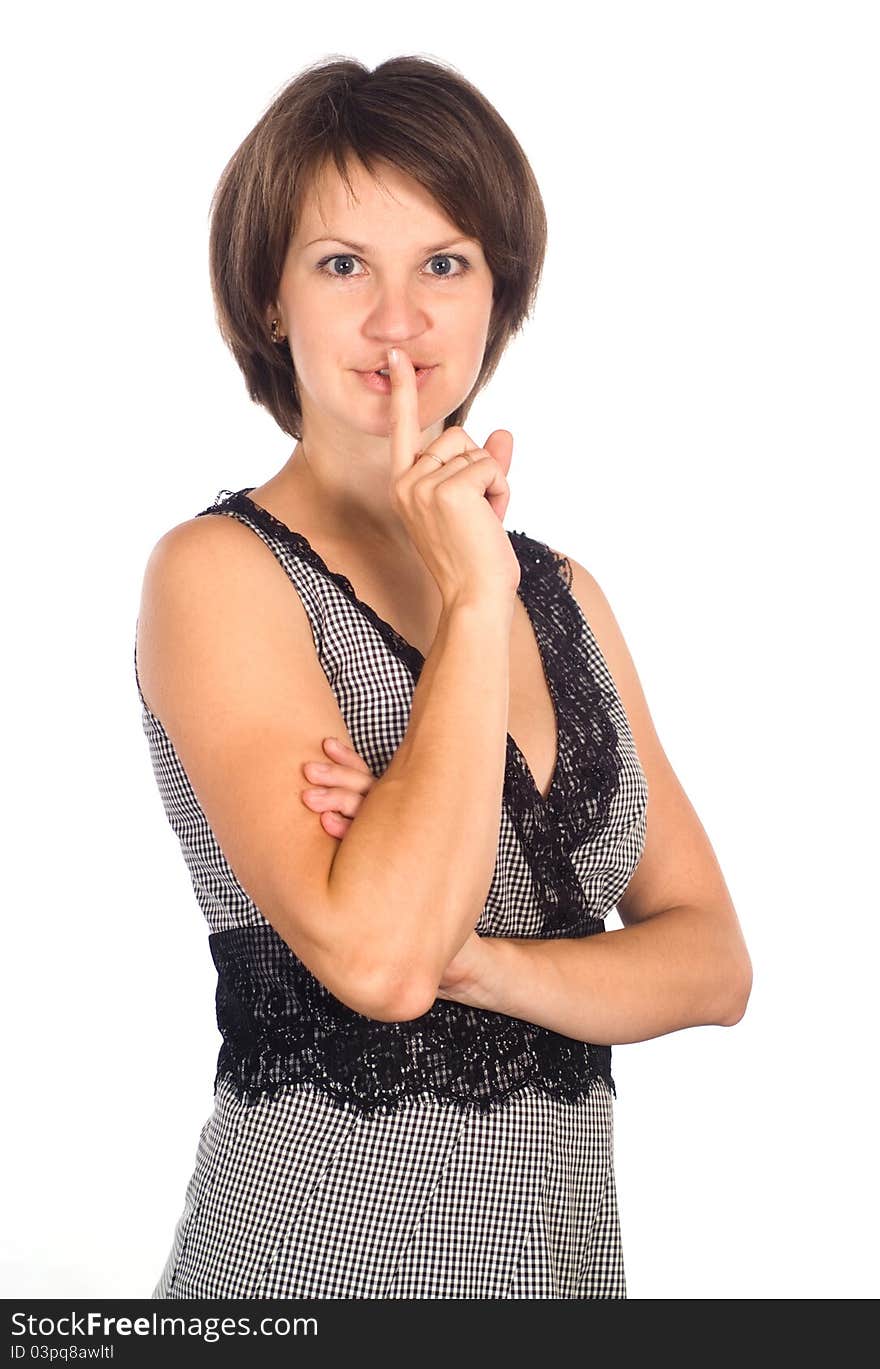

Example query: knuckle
[434,481,459,506]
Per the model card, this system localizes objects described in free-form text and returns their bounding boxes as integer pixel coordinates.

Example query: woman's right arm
[136,512,513,1025]
[324,590,514,1021]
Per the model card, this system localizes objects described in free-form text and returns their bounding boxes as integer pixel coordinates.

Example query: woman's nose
[366,289,429,336]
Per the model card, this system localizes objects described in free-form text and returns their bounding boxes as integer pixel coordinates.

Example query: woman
[135,54,752,1300]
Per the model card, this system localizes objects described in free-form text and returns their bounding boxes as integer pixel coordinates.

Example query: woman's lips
[355,366,437,394]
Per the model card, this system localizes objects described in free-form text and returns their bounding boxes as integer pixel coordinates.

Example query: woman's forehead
[294,156,464,244]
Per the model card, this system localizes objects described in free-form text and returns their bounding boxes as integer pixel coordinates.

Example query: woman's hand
[386,346,520,607]
[300,736,376,839]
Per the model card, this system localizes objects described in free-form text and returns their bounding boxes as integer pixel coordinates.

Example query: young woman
[135,54,752,1300]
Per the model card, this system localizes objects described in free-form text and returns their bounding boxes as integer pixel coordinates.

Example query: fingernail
[387,347,398,367]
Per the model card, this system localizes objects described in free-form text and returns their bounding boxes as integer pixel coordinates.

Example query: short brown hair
[208,55,547,439]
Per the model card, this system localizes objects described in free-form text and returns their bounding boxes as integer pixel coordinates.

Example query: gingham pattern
[138,490,646,1299]
[151,1073,623,1299]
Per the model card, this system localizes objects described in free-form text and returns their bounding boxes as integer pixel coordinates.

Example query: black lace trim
[199,488,624,939]
[500,529,624,936]
[211,922,614,1116]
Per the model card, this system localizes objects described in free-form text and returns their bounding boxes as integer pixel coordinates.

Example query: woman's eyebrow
[304,235,475,254]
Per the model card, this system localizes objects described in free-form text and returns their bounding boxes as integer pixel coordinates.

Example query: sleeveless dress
[135,486,648,1300]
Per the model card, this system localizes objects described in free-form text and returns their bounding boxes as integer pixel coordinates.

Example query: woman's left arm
[439,555,753,1042]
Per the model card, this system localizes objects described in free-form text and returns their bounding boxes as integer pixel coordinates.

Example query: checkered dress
[137,488,648,1299]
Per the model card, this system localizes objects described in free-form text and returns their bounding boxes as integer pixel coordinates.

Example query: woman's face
[268,157,495,443]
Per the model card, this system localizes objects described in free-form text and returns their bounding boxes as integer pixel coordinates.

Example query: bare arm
[323,598,513,1022]
[443,905,750,1041]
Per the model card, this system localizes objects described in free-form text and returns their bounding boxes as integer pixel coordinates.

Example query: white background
[3,0,877,1300]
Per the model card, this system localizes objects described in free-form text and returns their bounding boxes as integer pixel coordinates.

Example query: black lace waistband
[210,922,614,1117]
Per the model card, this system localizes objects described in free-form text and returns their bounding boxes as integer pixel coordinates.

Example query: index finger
[386,346,423,479]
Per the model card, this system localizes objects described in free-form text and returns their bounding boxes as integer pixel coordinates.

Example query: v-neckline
[232,488,564,810]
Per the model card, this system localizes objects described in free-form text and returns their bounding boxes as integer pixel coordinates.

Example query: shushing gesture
[385,345,520,607]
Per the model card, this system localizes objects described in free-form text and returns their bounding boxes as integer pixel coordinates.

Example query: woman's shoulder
[135,499,320,723]
[137,497,307,656]
[144,490,289,570]
[150,482,295,539]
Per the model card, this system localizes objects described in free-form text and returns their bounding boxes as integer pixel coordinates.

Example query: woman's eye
[427,254,470,278]
[321,254,363,278]
[317,253,471,280]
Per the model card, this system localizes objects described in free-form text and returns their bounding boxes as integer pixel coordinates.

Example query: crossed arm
[301,555,753,1042]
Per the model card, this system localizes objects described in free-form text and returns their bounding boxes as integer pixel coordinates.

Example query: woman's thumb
[482,429,514,478]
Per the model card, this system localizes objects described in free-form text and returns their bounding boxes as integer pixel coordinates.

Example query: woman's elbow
[349,963,437,1023]
[717,951,753,1027]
